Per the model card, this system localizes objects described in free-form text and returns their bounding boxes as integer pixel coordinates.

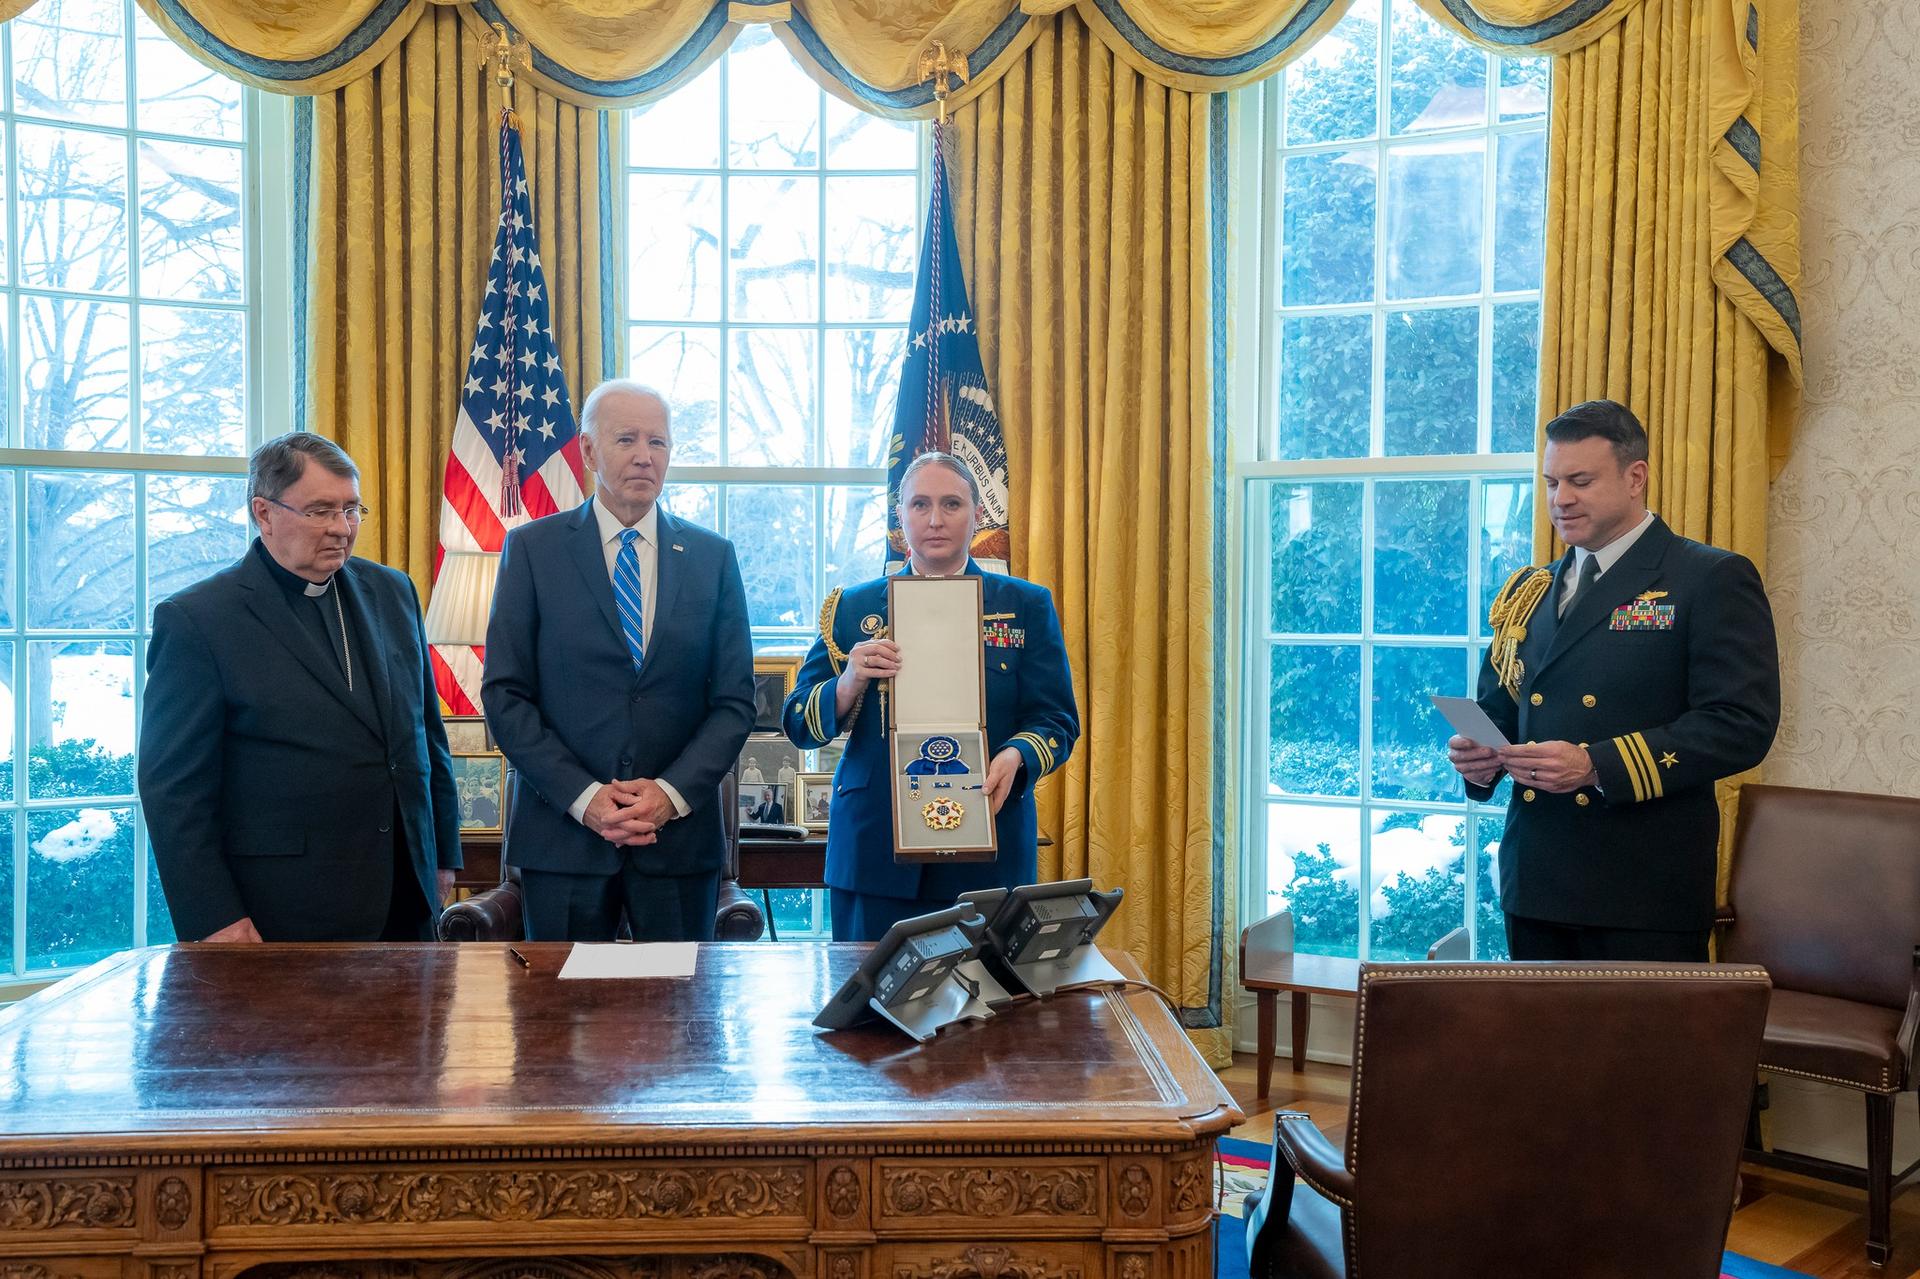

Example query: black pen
[507,947,531,970]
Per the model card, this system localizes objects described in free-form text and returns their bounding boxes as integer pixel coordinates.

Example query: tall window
[625,27,919,648]
[625,29,922,934]
[0,0,265,979]
[1240,0,1549,961]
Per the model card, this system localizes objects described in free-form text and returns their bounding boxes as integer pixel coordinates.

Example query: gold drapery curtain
[306,6,611,594]
[950,12,1232,1064]
[1417,0,1802,898]
[1402,0,1802,560]
[1414,0,1642,55]
[1535,0,1797,562]
[134,0,1356,111]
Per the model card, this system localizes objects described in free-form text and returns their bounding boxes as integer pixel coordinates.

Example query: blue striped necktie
[613,527,646,671]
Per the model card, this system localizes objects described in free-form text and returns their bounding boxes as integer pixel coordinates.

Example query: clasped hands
[1448,736,1598,793]
[584,776,678,846]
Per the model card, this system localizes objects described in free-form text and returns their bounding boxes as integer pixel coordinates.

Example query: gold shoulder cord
[818,588,849,673]
[1487,566,1554,701]
[816,586,885,735]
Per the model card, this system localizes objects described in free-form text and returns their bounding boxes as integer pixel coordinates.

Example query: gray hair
[898,451,980,505]
[249,432,358,523]
[580,379,671,438]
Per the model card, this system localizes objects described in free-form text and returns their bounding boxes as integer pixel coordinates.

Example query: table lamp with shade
[423,550,499,647]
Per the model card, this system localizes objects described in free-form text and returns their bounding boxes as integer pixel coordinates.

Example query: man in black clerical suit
[1448,400,1780,961]
[140,432,463,942]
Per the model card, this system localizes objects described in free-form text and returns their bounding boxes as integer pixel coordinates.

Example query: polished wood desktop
[0,942,1237,1279]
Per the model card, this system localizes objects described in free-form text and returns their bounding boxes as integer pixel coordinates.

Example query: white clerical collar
[303,578,330,598]
[1574,509,1656,580]
[594,497,658,548]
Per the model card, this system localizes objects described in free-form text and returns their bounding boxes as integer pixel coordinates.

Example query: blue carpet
[1214,1137,1812,1278]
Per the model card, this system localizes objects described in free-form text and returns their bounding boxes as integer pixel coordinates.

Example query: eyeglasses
[264,497,371,526]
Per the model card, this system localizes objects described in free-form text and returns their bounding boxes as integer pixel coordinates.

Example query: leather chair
[438,767,766,941]
[1244,961,1772,1279]
[1718,783,1920,1268]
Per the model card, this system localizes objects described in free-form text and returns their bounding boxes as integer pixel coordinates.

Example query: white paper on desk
[1430,695,1512,749]
[558,943,699,980]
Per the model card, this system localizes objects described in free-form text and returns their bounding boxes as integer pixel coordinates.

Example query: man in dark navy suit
[483,381,753,942]
[1449,400,1780,961]
[140,432,463,943]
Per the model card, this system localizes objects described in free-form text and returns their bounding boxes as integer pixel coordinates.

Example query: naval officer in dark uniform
[781,452,1080,942]
[1448,400,1780,961]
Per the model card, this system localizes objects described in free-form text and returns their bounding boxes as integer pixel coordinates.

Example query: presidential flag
[429,109,588,714]
[886,122,1009,572]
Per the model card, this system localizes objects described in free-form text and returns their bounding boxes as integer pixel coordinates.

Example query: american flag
[430,109,587,715]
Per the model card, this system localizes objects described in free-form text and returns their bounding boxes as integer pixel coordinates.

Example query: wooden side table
[1239,916,1471,1100]
[1239,936,1361,1100]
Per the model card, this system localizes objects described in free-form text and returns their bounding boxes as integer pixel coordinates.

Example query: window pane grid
[1270,0,1545,467]
[0,1,253,980]
[624,28,916,646]
[1253,0,1546,963]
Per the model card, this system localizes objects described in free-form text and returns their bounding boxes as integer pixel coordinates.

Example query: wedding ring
[1529,768,1538,780]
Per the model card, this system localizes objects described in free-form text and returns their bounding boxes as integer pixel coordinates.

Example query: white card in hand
[1430,695,1512,749]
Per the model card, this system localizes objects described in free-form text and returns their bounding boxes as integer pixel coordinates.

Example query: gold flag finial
[916,41,969,125]
[479,21,531,114]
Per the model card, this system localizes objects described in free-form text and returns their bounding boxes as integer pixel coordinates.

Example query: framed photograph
[443,714,490,755]
[737,733,803,796]
[812,739,845,775]
[450,752,506,833]
[797,771,833,831]
[738,781,792,825]
[752,656,803,733]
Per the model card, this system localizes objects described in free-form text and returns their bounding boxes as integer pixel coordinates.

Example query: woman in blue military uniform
[781,452,1080,941]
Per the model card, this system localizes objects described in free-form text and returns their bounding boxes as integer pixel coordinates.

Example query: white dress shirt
[1557,507,1657,796]
[1561,508,1656,612]
[568,498,689,825]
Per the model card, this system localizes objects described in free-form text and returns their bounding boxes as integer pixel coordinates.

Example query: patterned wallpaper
[1766,1,1920,794]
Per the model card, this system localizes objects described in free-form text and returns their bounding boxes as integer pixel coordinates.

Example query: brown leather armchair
[1718,783,1920,1268]
[438,768,765,942]
[1243,961,1772,1279]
